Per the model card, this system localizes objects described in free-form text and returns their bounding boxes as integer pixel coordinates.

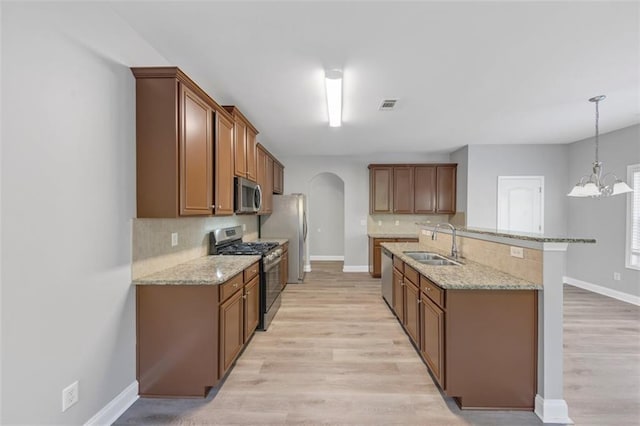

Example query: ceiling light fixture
[325,69,342,127]
[567,95,633,198]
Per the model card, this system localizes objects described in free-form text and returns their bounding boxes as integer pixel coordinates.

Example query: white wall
[450,145,468,215]
[309,173,345,258]
[566,125,640,297]
[1,3,168,424]
[280,152,450,270]
[466,144,569,235]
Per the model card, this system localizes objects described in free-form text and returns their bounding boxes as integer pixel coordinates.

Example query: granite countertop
[253,238,289,245]
[132,255,261,285]
[416,223,595,244]
[382,242,542,291]
[368,233,419,239]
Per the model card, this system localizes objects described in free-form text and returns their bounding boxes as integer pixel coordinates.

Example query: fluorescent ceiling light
[325,69,342,127]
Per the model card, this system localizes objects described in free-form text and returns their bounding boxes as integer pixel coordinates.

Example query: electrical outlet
[421,229,429,235]
[510,246,524,258]
[62,381,79,412]
[377,220,382,226]
[242,224,247,231]
[613,272,621,281]
[360,219,366,226]
[395,220,400,226]
[171,232,178,247]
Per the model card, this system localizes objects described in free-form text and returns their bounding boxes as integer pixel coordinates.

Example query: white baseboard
[304,264,311,272]
[85,380,138,426]
[309,255,344,261]
[342,265,369,273]
[534,395,573,424]
[564,276,640,306]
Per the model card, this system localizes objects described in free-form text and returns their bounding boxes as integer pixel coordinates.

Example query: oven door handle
[264,256,282,272]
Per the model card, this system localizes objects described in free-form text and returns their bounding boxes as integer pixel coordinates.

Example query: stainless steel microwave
[235,177,262,213]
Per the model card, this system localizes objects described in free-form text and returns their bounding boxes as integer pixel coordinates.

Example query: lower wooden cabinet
[219,287,244,377]
[243,275,260,344]
[389,257,537,410]
[420,293,445,386]
[369,237,418,277]
[137,261,260,397]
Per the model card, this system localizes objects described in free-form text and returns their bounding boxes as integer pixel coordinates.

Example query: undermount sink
[403,251,460,266]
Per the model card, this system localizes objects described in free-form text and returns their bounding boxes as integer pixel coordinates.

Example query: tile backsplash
[368,214,450,236]
[132,215,258,279]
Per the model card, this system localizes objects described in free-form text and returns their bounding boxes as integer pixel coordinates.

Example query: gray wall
[566,125,640,296]
[450,146,469,214]
[1,3,168,424]
[466,144,569,235]
[280,152,450,269]
[309,173,345,257]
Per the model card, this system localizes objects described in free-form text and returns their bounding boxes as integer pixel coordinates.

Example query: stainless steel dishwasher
[381,247,393,307]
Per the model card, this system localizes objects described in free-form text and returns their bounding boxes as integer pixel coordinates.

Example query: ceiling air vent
[379,99,398,111]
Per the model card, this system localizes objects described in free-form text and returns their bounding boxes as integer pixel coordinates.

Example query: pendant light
[567,95,634,198]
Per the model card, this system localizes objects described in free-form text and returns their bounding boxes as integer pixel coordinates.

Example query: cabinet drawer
[404,265,419,286]
[420,275,445,308]
[392,256,404,273]
[220,272,244,302]
[244,262,259,283]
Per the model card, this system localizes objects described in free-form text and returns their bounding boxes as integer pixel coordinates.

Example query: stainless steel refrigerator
[260,194,307,283]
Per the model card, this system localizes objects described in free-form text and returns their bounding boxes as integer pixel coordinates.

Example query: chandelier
[567,95,633,198]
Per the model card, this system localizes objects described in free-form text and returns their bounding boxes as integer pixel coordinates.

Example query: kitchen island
[382,242,540,410]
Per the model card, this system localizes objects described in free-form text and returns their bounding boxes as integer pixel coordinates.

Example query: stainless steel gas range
[209,226,283,331]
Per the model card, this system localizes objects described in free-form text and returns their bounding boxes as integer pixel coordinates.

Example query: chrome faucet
[432,223,458,259]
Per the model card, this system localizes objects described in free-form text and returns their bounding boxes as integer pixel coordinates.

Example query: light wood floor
[116,262,640,425]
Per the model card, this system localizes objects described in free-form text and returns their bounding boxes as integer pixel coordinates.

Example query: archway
[308,172,345,269]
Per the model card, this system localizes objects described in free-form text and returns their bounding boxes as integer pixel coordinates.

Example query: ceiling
[112,1,639,157]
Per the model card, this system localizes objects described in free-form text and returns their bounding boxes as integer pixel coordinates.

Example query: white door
[497,176,544,234]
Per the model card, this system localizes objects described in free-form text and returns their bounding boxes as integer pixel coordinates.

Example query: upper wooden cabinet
[223,106,259,183]
[369,164,457,214]
[370,166,393,213]
[273,160,284,194]
[256,145,272,215]
[132,67,235,218]
[214,114,235,215]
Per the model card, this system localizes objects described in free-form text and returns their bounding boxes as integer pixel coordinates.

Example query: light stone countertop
[368,233,419,239]
[132,255,261,285]
[382,242,542,291]
[253,238,289,245]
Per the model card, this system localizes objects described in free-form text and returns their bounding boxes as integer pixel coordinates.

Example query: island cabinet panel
[420,293,445,387]
[444,290,537,409]
[393,166,414,213]
[219,287,244,378]
[404,280,421,345]
[392,267,405,322]
[370,166,393,213]
[214,113,235,215]
[414,166,437,213]
[137,286,219,397]
[436,165,457,213]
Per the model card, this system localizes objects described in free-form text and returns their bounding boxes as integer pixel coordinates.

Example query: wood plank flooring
[116,262,639,425]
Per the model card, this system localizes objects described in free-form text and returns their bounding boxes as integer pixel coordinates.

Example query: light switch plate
[613,272,621,281]
[510,246,524,258]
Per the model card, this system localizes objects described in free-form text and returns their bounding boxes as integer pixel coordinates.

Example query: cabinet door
[273,162,283,194]
[246,128,257,182]
[392,267,405,321]
[414,166,437,214]
[404,281,420,345]
[243,275,260,343]
[436,165,457,214]
[421,294,445,386]
[179,84,212,216]
[234,119,247,178]
[214,113,235,215]
[265,155,274,212]
[219,289,244,377]
[257,147,267,214]
[393,167,414,213]
[370,167,393,213]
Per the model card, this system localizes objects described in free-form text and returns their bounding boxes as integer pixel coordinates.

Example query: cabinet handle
[243,294,246,299]
[247,291,250,295]
[233,283,238,288]
[418,299,421,304]
[426,287,431,291]
[211,204,216,209]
